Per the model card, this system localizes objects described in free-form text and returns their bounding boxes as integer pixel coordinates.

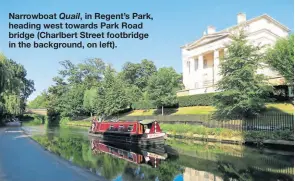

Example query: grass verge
[65,120,91,127]
[64,121,293,143]
[160,123,293,143]
[127,103,293,116]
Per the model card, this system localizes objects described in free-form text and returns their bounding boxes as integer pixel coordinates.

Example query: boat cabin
[91,120,163,135]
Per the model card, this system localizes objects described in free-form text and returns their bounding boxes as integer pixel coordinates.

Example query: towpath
[0,127,107,181]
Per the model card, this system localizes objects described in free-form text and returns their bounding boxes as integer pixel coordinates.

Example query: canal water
[23,126,294,181]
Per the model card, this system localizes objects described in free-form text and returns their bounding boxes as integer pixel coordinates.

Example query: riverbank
[161,124,293,146]
[22,102,294,146]
[62,121,294,146]
[167,133,294,146]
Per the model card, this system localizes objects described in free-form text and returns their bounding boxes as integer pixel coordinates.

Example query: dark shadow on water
[20,114,35,122]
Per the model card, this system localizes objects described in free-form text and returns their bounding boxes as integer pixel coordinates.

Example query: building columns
[213,50,219,84]
[198,55,203,70]
[224,48,228,56]
[198,55,203,88]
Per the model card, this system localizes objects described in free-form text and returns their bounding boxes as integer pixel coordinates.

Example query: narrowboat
[88,119,166,145]
[90,138,168,168]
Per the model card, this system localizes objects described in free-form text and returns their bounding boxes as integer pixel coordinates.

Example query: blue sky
[0,0,293,100]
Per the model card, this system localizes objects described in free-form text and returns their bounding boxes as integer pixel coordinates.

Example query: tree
[4,59,35,111]
[125,85,142,108]
[0,54,9,94]
[83,88,98,116]
[77,58,106,88]
[0,54,34,120]
[121,59,157,90]
[27,91,48,109]
[147,67,181,115]
[100,66,129,118]
[63,84,85,117]
[267,34,294,84]
[213,31,271,119]
[47,76,69,115]
[46,59,106,119]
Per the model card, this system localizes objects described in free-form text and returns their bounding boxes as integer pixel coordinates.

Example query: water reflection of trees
[33,135,126,180]
[169,139,293,181]
[32,133,182,181]
[32,128,293,181]
[122,161,183,181]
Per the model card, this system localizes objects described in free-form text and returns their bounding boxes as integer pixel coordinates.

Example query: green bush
[60,117,71,125]
[244,130,294,141]
[22,114,47,126]
[47,108,60,125]
[133,93,215,109]
[177,93,215,107]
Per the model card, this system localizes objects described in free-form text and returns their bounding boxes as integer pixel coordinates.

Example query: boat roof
[139,120,156,125]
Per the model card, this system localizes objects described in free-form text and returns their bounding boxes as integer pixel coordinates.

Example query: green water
[23,125,294,181]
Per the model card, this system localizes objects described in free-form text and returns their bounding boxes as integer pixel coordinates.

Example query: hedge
[133,93,216,109]
[177,93,215,107]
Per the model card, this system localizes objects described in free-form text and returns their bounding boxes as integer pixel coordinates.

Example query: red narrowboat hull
[88,132,166,145]
[88,120,166,146]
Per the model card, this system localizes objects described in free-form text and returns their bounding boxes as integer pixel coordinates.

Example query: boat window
[147,124,152,129]
[128,153,133,160]
[110,148,114,153]
[123,152,128,157]
[118,150,124,156]
[145,128,150,133]
[127,125,133,131]
[109,125,114,131]
[112,148,118,153]
[119,125,124,131]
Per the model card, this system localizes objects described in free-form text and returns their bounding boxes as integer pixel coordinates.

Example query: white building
[178,13,290,96]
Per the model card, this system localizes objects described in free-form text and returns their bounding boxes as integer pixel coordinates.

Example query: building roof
[140,119,155,125]
[221,14,290,33]
[184,32,229,50]
[182,14,290,50]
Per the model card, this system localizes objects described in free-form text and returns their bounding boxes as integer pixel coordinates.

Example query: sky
[0,0,294,100]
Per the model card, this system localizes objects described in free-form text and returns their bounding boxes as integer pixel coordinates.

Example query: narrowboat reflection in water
[90,137,178,168]
[89,119,166,146]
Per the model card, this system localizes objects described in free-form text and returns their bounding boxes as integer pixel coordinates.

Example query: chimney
[237,13,246,24]
[207,26,216,34]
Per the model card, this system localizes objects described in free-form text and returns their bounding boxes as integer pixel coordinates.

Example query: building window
[187,61,191,73]
[204,59,208,69]
[194,58,198,70]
